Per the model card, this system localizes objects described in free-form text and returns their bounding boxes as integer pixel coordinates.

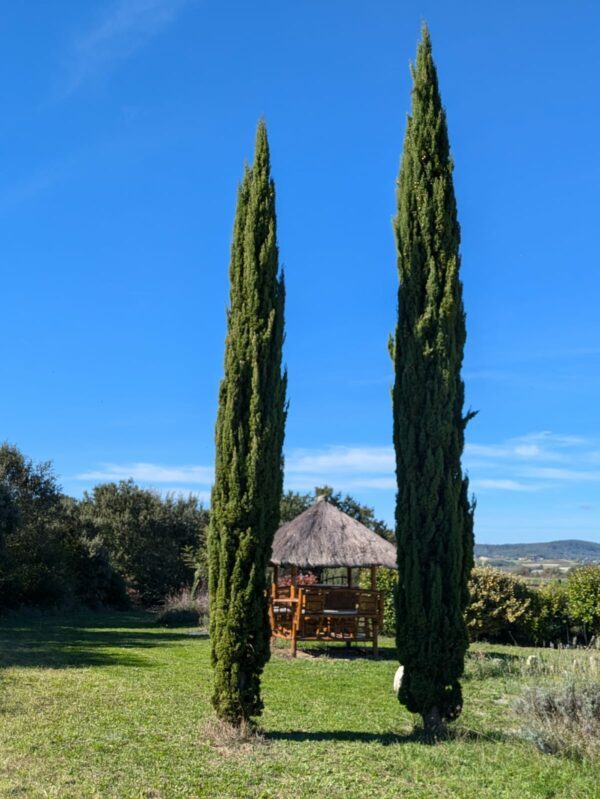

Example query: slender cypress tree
[208,120,287,725]
[391,24,475,733]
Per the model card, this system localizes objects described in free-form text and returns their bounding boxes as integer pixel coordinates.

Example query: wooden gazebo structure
[268,496,397,657]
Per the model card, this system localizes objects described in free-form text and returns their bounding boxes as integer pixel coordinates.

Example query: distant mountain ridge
[474,539,600,562]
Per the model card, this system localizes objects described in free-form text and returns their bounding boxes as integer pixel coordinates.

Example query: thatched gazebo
[268,496,397,657]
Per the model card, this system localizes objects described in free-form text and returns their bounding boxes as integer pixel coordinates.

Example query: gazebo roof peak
[270,498,397,569]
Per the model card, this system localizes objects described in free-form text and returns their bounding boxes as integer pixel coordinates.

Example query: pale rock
[393,665,404,694]
[526,655,540,671]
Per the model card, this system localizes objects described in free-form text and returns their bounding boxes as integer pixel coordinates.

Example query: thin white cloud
[76,462,213,485]
[284,445,395,493]
[463,432,600,494]
[286,475,396,492]
[286,446,395,474]
[72,432,599,504]
[518,431,588,446]
[58,0,190,97]
[464,432,588,464]
[520,466,600,483]
[470,478,538,493]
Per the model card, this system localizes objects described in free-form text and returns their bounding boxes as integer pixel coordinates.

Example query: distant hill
[474,539,600,562]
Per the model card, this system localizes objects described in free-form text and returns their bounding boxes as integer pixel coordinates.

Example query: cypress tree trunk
[208,121,287,725]
[391,24,475,733]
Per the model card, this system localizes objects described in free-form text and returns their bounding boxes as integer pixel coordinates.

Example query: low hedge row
[369,564,600,645]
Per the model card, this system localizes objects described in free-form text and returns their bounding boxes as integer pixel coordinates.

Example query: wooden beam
[347,567,352,587]
[290,592,298,657]
[370,565,377,590]
[373,621,379,659]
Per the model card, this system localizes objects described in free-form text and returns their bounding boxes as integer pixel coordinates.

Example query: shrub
[567,566,600,640]
[516,679,600,760]
[466,567,534,643]
[531,581,571,646]
[155,587,209,627]
[376,568,397,635]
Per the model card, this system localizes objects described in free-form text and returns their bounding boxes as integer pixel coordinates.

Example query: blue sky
[1,0,599,544]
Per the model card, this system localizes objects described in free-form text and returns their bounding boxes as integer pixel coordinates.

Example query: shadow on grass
[0,611,199,670]
[281,643,398,661]
[267,727,512,746]
[468,650,521,662]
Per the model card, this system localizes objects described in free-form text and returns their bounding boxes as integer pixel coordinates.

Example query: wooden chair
[356,590,382,657]
[298,589,326,639]
[357,590,380,617]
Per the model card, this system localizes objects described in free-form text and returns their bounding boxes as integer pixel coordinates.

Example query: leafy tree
[279,490,313,524]
[0,480,18,600]
[391,25,474,732]
[57,495,129,609]
[82,480,207,605]
[209,120,287,725]
[567,565,600,639]
[0,443,74,607]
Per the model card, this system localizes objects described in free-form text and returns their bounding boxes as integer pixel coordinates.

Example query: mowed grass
[0,612,598,799]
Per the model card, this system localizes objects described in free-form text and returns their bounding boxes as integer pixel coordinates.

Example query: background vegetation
[1,443,599,651]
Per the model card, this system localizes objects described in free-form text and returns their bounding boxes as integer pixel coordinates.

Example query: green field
[0,611,598,799]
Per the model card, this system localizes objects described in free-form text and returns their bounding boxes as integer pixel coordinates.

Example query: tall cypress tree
[391,24,475,733]
[208,120,287,725]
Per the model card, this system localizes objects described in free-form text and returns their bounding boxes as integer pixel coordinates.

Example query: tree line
[0,443,208,610]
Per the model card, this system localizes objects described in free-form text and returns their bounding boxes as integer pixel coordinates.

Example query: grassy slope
[0,612,597,799]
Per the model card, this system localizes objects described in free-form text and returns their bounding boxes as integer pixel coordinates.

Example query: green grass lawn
[0,611,598,799]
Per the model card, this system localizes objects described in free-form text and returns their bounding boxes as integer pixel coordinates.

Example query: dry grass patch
[200,715,266,755]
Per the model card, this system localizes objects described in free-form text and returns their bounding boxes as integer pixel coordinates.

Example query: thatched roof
[270,497,397,569]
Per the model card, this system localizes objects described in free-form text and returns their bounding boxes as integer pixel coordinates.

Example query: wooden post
[370,565,377,590]
[346,567,353,649]
[290,583,299,658]
[373,621,379,659]
[373,588,383,658]
[272,565,279,597]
